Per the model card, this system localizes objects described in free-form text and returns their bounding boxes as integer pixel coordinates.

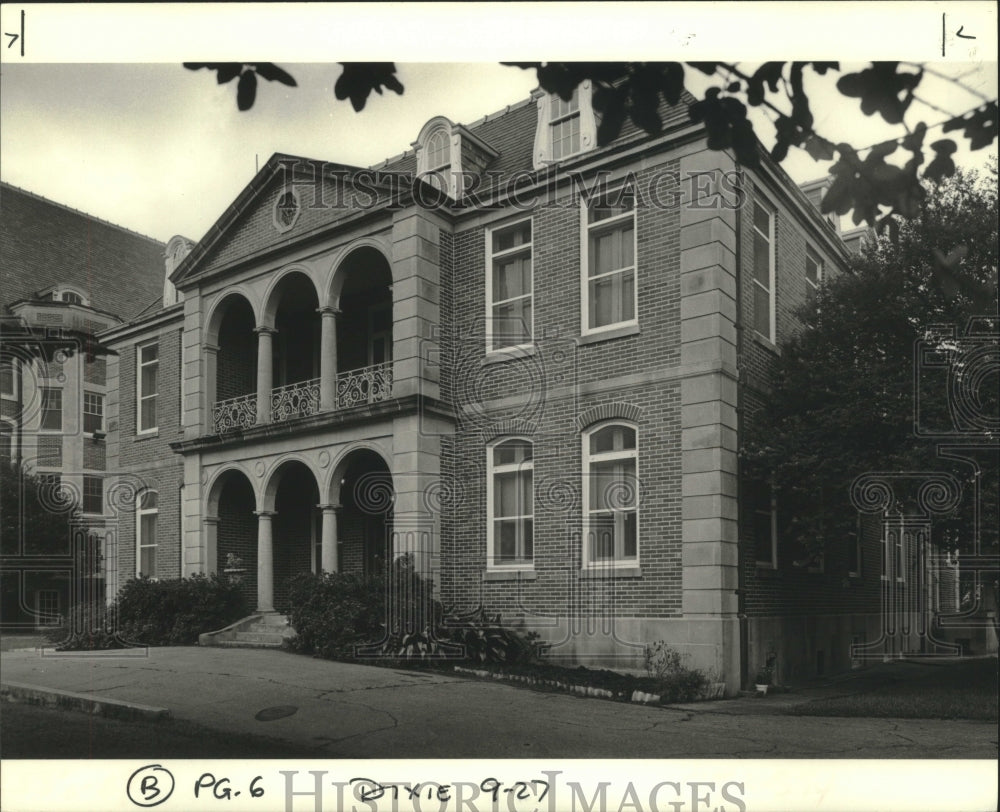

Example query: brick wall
[440,160,688,624]
[108,321,185,586]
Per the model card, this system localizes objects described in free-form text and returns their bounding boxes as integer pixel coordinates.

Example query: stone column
[319,504,340,573]
[255,511,275,612]
[203,344,218,434]
[255,327,276,425]
[318,307,340,411]
[203,516,220,575]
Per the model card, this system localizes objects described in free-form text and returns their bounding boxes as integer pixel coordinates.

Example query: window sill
[135,430,159,440]
[483,569,537,582]
[751,332,781,355]
[580,566,642,579]
[483,344,536,365]
[577,323,640,346]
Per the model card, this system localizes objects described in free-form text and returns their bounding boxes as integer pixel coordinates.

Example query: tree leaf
[334,63,404,112]
[236,70,257,111]
[254,63,297,87]
[804,134,836,161]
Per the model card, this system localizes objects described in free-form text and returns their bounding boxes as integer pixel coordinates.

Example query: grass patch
[788,657,998,721]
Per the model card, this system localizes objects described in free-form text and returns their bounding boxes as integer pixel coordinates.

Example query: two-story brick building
[100,84,894,691]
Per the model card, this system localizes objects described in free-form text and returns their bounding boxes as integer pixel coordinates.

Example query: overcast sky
[1,5,997,245]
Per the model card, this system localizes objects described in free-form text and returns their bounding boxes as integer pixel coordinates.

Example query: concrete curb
[1,681,171,722]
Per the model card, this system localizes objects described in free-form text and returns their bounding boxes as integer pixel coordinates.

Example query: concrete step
[233,632,285,645]
[246,622,290,634]
[216,640,278,649]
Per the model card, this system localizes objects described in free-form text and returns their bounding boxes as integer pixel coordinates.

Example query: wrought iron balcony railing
[336,362,393,408]
[271,377,321,423]
[213,392,257,433]
[212,363,393,434]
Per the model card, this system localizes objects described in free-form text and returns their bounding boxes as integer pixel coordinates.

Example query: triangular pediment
[172,154,408,286]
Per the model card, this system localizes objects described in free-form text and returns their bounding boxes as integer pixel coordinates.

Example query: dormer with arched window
[413,116,498,200]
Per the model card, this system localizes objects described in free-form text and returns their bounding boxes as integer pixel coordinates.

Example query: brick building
[98,85,929,690]
[1,182,166,628]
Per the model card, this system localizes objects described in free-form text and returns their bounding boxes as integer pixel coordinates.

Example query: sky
[1,4,997,245]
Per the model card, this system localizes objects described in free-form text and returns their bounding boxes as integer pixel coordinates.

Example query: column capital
[254,510,277,519]
[317,503,343,513]
[203,343,220,354]
[254,326,277,336]
[317,306,342,318]
[203,516,221,525]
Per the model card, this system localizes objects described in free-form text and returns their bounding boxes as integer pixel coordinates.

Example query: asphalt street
[2,646,996,759]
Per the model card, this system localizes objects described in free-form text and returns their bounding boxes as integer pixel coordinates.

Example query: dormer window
[414,116,499,201]
[425,128,451,192]
[550,89,581,160]
[533,81,597,169]
[43,287,89,306]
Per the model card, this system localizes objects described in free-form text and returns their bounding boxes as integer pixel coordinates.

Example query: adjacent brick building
[95,84,947,690]
[1,182,166,628]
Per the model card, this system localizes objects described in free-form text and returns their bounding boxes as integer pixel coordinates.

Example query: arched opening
[334,248,393,407]
[210,470,258,610]
[269,460,321,611]
[334,448,394,577]
[211,295,257,433]
[273,272,320,385]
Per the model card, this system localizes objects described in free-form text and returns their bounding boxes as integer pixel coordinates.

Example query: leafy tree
[184,61,998,238]
[742,164,998,632]
[0,461,78,558]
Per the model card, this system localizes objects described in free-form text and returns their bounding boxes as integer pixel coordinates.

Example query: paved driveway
[1,646,996,759]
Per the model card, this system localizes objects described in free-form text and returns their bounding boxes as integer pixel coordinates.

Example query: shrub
[284,571,386,660]
[112,573,247,646]
[440,607,540,665]
[644,640,709,703]
[285,557,539,667]
[45,601,123,651]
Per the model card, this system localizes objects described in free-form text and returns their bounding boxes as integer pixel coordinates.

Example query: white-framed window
[752,198,776,343]
[805,246,823,302]
[0,359,15,398]
[424,127,451,192]
[582,190,638,334]
[83,474,103,515]
[532,82,597,169]
[583,422,639,567]
[487,438,534,568]
[137,489,158,578]
[137,342,158,433]
[750,479,778,568]
[83,391,104,435]
[36,589,61,626]
[550,88,581,161]
[40,387,62,431]
[0,422,12,462]
[486,218,533,352]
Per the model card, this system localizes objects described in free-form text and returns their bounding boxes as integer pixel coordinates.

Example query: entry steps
[198,612,295,649]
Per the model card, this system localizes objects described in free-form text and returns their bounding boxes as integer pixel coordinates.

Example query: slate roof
[1,182,166,320]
